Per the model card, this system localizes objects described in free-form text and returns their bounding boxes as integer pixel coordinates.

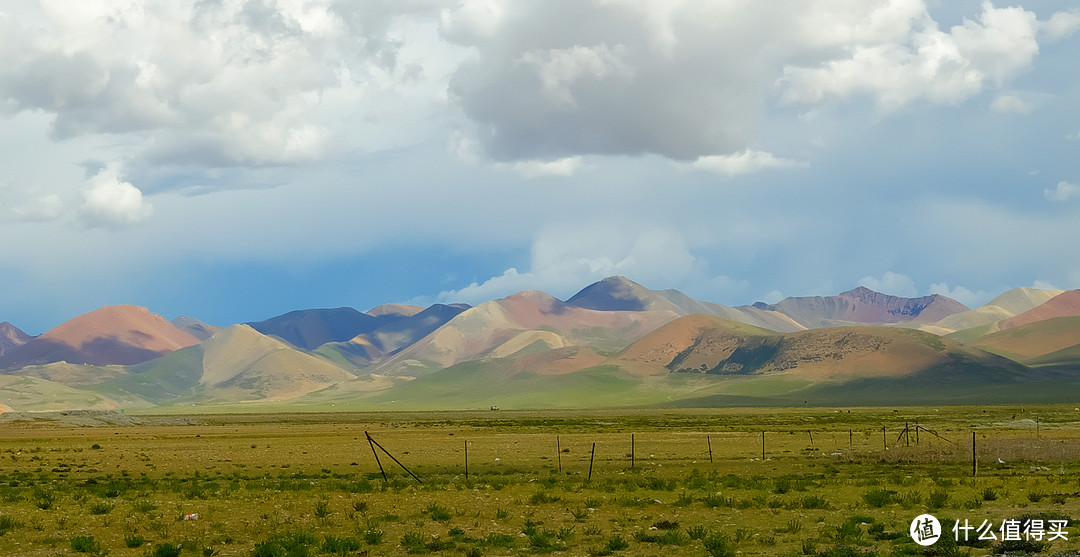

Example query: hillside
[932,287,1064,333]
[0,305,199,369]
[990,290,1080,333]
[376,289,680,375]
[105,325,354,403]
[316,303,470,368]
[971,316,1080,362]
[614,313,1020,383]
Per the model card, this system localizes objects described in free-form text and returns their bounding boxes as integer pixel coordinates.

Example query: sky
[1,0,1078,335]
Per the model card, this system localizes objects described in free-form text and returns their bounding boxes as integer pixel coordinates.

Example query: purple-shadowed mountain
[565,276,805,332]
[0,305,200,369]
[0,322,31,358]
[316,303,471,367]
[245,307,382,350]
[748,286,969,329]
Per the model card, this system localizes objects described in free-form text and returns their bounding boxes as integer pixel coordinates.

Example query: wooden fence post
[588,443,596,481]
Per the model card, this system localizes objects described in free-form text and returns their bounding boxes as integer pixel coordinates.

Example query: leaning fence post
[557,436,562,473]
[366,431,387,481]
[366,432,422,484]
[588,443,596,481]
[707,435,713,463]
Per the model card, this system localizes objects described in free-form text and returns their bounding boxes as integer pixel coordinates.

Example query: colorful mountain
[565,276,804,332]
[0,322,31,358]
[990,290,1080,333]
[752,287,968,328]
[110,324,354,403]
[376,289,680,375]
[931,287,1064,334]
[0,305,199,369]
[316,303,470,368]
[613,313,1015,382]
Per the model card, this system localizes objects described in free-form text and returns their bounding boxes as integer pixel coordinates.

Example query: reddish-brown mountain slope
[0,305,199,369]
[992,290,1080,332]
[613,313,1020,382]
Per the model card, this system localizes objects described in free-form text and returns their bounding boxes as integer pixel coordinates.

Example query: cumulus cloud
[0,0,449,169]
[441,0,1065,165]
[436,222,710,304]
[79,164,153,228]
[928,282,992,307]
[692,150,807,177]
[780,2,1041,110]
[858,271,918,297]
[1045,181,1080,202]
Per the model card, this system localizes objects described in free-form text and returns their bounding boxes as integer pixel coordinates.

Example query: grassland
[2,406,1080,556]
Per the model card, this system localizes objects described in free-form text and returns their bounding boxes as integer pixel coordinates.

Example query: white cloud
[1045,181,1080,202]
[990,94,1033,114]
[437,222,708,304]
[692,150,807,177]
[499,157,584,178]
[0,1,452,169]
[928,282,992,308]
[858,271,918,297]
[0,178,64,223]
[1043,10,1080,41]
[79,164,153,228]
[762,290,784,304]
[780,2,1041,110]
[12,193,63,222]
[1032,279,1060,290]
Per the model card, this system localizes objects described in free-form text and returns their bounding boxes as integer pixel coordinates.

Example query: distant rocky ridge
[751,286,969,328]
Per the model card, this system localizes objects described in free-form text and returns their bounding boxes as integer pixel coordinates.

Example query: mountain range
[2,276,1079,412]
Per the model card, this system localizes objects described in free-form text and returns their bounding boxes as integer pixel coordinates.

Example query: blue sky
[1,0,1078,334]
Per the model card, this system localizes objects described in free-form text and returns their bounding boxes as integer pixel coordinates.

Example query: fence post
[366,431,387,481]
[588,443,596,481]
[761,431,766,460]
[972,432,977,477]
[557,436,562,473]
[464,439,468,480]
[707,435,713,463]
